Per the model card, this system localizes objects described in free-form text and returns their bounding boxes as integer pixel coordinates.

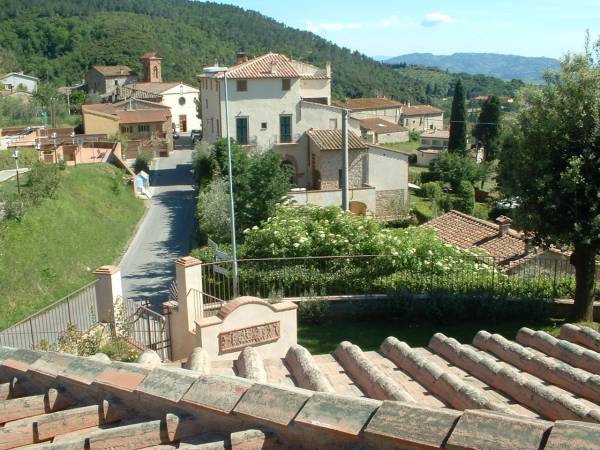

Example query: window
[114,80,119,86]
[236,117,248,145]
[236,80,247,92]
[120,125,132,134]
[217,119,220,135]
[211,118,214,133]
[329,118,338,129]
[205,99,208,108]
[311,154,316,168]
[178,96,186,105]
[261,122,267,130]
[282,79,291,91]
[280,115,292,143]
[138,124,150,132]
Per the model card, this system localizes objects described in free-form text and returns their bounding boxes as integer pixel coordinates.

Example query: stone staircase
[200,323,600,422]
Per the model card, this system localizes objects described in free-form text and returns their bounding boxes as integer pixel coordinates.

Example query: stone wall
[375,189,408,217]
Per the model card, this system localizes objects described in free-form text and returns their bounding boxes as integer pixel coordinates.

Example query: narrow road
[120,136,196,307]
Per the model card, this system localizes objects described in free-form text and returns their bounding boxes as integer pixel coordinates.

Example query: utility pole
[341,109,349,211]
[12,148,21,196]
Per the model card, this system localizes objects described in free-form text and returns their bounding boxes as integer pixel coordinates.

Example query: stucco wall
[375,130,410,144]
[401,113,444,131]
[199,77,222,142]
[82,112,119,136]
[417,149,441,167]
[367,145,409,195]
[299,78,330,103]
[85,69,137,96]
[162,84,201,132]
[350,108,401,123]
[0,74,37,92]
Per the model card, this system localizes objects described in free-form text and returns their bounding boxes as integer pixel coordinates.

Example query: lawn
[0,163,145,330]
[298,318,569,354]
[0,147,38,171]
[381,140,421,155]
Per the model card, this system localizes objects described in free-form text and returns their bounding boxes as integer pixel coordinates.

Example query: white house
[198,52,337,149]
[120,81,200,132]
[0,72,38,93]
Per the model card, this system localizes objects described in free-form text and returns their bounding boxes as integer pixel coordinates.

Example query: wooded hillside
[0,0,523,101]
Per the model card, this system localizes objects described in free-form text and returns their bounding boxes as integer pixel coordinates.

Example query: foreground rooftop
[1,322,599,449]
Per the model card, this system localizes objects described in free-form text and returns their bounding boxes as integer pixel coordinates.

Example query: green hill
[385,52,560,82]
[0,0,523,102]
[0,164,144,330]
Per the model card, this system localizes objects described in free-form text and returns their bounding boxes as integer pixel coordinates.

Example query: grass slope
[0,164,144,330]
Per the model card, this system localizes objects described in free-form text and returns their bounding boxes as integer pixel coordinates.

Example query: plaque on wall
[219,321,281,353]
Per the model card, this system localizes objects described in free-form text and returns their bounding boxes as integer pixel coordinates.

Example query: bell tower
[141,51,162,83]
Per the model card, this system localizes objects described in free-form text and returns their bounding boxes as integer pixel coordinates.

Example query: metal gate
[123,299,171,361]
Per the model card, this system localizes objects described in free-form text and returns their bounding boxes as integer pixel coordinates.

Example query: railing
[0,281,98,349]
[123,297,171,361]
[198,254,598,307]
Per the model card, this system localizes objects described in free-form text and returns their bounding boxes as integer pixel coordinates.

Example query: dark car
[191,129,202,143]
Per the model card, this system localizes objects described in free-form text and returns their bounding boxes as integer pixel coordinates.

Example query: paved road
[0,168,29,183]
[120,136,196,307]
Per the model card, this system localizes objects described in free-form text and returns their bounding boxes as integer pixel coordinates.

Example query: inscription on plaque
[219,321,281,353]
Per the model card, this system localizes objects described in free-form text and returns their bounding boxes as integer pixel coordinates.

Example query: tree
[197,177,231,244]
[429,152,481,190]
[498,39,600,321]
[454,180,475,214]
[448,79,468,156]
[473,95,501,161]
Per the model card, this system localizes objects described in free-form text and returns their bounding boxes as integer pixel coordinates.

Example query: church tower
[141,51,162,83]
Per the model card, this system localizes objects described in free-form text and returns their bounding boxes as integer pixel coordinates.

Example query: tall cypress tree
[448,79,468,156]
[473,95,501,161]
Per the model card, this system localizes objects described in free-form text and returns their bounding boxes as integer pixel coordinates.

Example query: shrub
[26,161,61,203]
[409,130,421,142]
[298,298,330,324]
[421,181,443,200]
[429,152,481,190]
[408,154,417,164]
[191,142,214,188]
[58,159,67,171]
[455,180,475,214]
[133,152,153,174]
[196,177,231,244]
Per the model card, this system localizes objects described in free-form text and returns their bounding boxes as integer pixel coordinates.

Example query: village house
[199,52,340,149]
[416,128,449,166]
[359,117,409,144]
[288,129,410,217]
[332,97,403,123]
[116,52,201,132]
[82,98,173,156]
[399,103,444,131]
[421,210,600,277]
[0,72,38,93]
[85,64,137,97]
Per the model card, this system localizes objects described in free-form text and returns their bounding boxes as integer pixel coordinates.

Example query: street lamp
[203,65,239,296]
[12,148,21,195]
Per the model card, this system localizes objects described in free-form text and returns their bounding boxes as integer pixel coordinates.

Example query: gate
[123,299,171,361]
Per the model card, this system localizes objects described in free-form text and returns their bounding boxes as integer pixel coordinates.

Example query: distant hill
[385,53,560,82]
[0,0,523,103]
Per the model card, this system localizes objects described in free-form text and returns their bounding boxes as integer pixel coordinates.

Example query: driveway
[120,136,196,307]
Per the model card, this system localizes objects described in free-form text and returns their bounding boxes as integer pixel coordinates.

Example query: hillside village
[0,1,599,449]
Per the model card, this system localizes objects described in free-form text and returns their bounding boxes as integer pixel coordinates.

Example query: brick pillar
[94,266,123,329]
[170,256,203,360]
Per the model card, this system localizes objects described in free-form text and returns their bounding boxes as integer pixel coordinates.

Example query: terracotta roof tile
[307,129,367,151]
[421,210,526,265]
[359,117,408,134]
[92,65,136,77]
[401,104,444,116]
[332,97,403,110]
[211,53,300,79]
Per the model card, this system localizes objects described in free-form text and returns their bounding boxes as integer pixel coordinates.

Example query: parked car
[191,129,202,144]
[173,131,180,139]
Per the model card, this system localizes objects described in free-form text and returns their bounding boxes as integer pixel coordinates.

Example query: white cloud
[422,12,454,27]
[305,15,413,33]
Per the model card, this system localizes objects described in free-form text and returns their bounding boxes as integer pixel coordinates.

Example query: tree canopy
[498,39,600,321]
[448,79,468,155]
[473,95,501,161]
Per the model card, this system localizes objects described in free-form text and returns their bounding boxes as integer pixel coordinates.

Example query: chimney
[325,61,331,77]
[236,51,248,64]
[271,61,278,75]
[119,67,123,75]
[495,215,512,237]
[213,58,219,67]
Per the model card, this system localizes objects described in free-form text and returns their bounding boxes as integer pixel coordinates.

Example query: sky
[217,0,599,59]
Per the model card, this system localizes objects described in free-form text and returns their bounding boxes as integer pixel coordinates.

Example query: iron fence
[0,281,98,349]
[122,298,171,361]
[198,254,598,311]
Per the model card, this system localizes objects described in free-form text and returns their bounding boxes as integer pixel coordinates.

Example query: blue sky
[217,0,599,59]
